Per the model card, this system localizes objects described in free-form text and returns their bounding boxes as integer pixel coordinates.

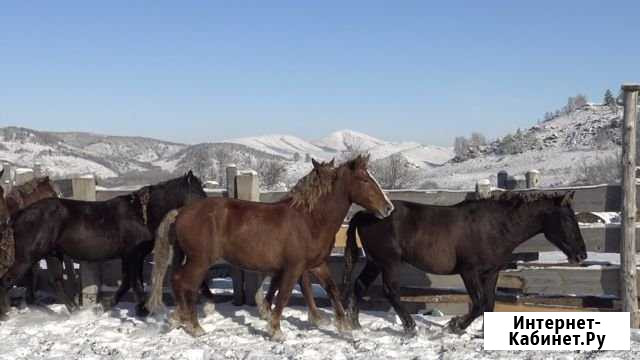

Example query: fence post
[72,175,100,306]
[225,165,245,305]
[33,163,43,178]
[621,83,640,328]
[526,170,540,188]
[235,171,262,305]
[14,168,34,186]
[497,170,508,189]
[475,179,491,199]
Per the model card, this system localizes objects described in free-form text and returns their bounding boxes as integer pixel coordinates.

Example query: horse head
[182,170,207,205]
[340,154,394,219]
[542,191,587,264]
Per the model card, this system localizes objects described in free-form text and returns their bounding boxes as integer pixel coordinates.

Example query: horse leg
[24,266,37,305]
[346,260,380,329]
[128,241,154,316]
[256,272,281,320]
[0,261,34,320]
[308,264,349,332]
[101,259,130,311]
[381,264,415,334]
[50,256,78,313]
[299,271,330,327]
[268,268,302,341]
[172,256,209,337]
[449,269,485,334]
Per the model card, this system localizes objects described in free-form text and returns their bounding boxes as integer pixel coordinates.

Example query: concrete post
[497,170,508,189]
[14,168,34,186]
[475,179,491,199]
[226,165,238,198]
[73,175,99,306]
[621,83,640,328]
[225,165,246,305]
[235,171,262,305]
[33,163,43,178]
[526,170,540,188]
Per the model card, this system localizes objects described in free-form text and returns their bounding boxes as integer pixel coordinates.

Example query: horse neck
[498,200,550,251]
[305,176,352,241]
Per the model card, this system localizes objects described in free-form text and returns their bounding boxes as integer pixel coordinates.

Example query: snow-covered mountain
[3,102,620,191]
[0,126,454,186]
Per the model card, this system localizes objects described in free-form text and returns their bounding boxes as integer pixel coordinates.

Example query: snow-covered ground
[2,301,638,360]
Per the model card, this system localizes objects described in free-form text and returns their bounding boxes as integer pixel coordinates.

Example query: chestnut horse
[4,175,68,306]
[343,192,587,334]
[147,155,394,339]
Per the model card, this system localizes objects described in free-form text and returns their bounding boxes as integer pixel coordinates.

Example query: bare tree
[213,147,234,185]
[192,149,211,180]
[257,160,287,188]
[370,153,416,189]
[339,140,367,161]
[469,132,487,147]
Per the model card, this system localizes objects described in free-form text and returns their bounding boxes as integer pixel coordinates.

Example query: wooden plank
[621,83,639,327]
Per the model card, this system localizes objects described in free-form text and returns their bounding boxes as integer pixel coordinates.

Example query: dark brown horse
[147,155,394,339]
[343,192,587,334]
[0,172,206,319]
[4,176,69,306]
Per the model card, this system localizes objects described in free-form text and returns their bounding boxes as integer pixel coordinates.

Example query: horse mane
[7,176,51,197]
[287,166,335,211]
[287,155,368,212]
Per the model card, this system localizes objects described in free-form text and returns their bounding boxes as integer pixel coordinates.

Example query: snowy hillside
[423,104,623,189]
[3,103,619,190]
[312,129,387,152]
[223,134,330,160]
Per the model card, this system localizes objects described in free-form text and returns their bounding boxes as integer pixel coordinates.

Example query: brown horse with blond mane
[147,155,394,340]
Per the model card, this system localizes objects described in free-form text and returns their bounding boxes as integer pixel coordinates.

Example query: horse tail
[0,223,15,279]
[342,212,362,290]
[146,209,179,314]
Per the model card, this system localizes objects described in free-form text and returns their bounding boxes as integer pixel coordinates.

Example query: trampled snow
[2,301,637,359]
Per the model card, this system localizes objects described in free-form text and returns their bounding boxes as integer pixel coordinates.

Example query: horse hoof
[0,312,8,321]
[447,318,466,335]
[269,328,286,342]
[403,327,418,338]
[336,318,353,333]
[185,324,206,337]
[135,303,150,318]
[309,312,331,327]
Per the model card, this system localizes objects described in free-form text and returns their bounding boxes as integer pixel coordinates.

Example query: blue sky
[1,1,638,146]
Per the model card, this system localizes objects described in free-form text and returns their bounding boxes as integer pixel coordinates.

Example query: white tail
[145,209,179,314]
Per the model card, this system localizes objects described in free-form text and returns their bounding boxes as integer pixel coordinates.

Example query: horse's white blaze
[367,170,394,214]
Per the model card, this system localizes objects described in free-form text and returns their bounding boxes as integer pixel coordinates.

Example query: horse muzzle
[375,203,395,219]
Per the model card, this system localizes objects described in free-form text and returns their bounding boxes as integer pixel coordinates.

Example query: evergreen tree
[603,89,615,106]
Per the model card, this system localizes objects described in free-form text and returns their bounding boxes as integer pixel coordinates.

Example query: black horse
[343,191,587,334]
[0,171,206,319]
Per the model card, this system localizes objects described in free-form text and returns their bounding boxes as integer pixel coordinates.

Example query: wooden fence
[81,178,640,312]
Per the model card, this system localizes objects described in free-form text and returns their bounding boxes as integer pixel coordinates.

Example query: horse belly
[58,229,123,262]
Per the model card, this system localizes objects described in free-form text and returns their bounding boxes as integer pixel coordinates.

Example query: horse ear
[328,158,335,167]
[560,192,573,206]
[312,158,320,169]
[0,169,4,178]
[187,170,194,177]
